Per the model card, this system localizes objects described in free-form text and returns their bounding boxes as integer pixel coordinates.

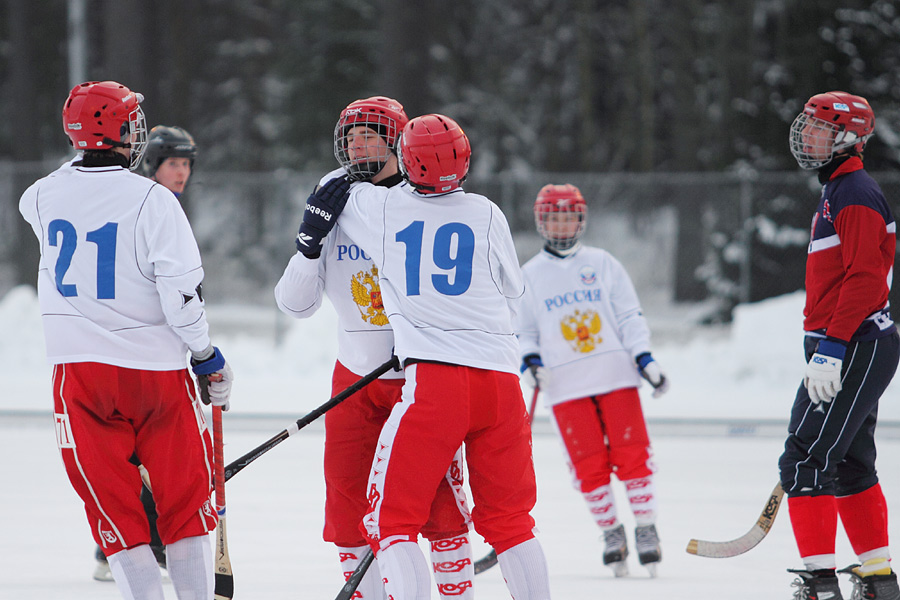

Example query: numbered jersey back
[342,183,524,373]
[19,163,206,369]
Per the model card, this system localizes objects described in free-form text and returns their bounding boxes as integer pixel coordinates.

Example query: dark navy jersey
[804,157,896,342]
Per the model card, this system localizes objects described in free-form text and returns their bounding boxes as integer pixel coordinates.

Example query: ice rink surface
[4,288,900,598]
[3,412,900,599]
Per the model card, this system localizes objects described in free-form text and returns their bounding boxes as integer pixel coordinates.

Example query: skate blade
[609,561,629,577]
[644,563,659,578]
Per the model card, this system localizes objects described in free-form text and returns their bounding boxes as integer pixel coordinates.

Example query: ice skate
[602,524,629,577]
[840,564,900,600]
[151,546,171,583]
[92,559,114,582]
[635,524,661,578]
[92,546,114,582]
[788,568,843,600]
[151,544,167,571]
[93,544,168,583]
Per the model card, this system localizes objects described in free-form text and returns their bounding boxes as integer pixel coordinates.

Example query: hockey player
[276,97,475,600]
[516,183,669,578]
[19,80,233,600]
[142,125,198,198]
[295,114,552,600]
[780,91,900,600]
[92,124,200,583]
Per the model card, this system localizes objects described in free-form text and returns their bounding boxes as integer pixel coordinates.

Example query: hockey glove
[295,176,352,257]
[521,354,550,391]
[636,352,669,398]
[804,339,845,404]
[191,346,234,411]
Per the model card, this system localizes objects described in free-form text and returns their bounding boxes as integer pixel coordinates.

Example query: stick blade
[686,482,784,559]
[214,572,234,600]
[214,515,234,599]
[474,549,498,574]
[686,525,768,558]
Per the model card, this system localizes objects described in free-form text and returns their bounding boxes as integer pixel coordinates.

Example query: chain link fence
[5,160,900,320]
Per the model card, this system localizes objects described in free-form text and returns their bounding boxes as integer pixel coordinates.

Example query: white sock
[166,534,214,600]
[107,545,165,600]
[803,553,837,571]
[625,476,658,525]
[430,534,474,599]
[338,545,385,600]
[583,484,617,528]
[497,538,552,600]
[377,541,432,600]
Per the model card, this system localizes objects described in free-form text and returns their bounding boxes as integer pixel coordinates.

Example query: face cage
[789,112,838,170]
[333,114,396,181]
[126,104,148,171]
[535,207,587,251]
[396,136,411,181]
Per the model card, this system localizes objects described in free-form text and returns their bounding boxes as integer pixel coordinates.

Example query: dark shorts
[779,330,899,497]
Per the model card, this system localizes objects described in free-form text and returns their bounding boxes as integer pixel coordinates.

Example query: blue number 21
[48,219,118,299]
[396,221,475,296]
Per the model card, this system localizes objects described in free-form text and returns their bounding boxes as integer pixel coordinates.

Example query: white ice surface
[3,286,900,598]
[4,416,899,599]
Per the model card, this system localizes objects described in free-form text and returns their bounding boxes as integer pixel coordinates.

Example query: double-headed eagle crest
[351,266,389,326]
[560,308,602,353]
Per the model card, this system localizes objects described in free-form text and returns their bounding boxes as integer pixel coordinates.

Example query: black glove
[295,176,352,257]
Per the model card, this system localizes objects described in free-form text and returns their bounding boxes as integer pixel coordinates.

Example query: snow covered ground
[3,286,900,599]
[5,284,900,423]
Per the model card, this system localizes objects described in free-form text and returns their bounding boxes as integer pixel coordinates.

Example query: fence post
[737,166,756,305]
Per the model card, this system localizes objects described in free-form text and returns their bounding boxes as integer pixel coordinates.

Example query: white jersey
[19,162,211,370]
[517,245,652,406]
[274,168,402,379]
[338,181,524,374]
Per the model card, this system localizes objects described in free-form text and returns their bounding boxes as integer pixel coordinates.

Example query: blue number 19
[395,221,475,296]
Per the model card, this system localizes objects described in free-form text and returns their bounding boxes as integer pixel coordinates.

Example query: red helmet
[789,91,875,169]
[398,114,471,194]
[534,184,587,251]
[334,96,409,181]
[62,81,147,170]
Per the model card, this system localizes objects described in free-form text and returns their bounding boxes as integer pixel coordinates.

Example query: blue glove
[521,354,543,373]
[636,352,669,398]
[295,176,352,257]
[804,338,846,404]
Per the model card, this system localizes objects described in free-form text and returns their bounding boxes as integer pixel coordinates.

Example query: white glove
[206,363,234,411]
[804,352,842,405]
[524,365,551,391]
[191,346,234,411]
[636,353,669,398]
[521,354,550,391]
